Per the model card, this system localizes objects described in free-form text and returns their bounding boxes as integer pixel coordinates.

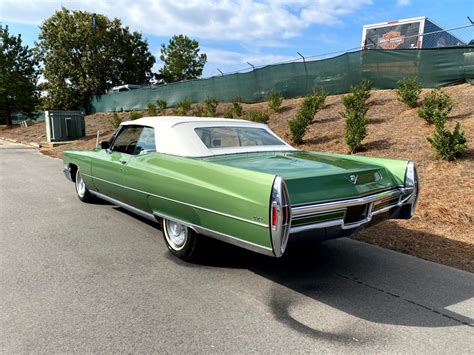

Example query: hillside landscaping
[1,84,473,272]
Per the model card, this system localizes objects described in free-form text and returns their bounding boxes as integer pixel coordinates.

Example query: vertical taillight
[270,176,291,257]
[271,202,278,230]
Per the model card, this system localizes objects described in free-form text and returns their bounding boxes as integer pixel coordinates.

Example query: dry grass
[1,84,473,271]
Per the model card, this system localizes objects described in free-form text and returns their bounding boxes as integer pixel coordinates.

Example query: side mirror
[100,141,110,149]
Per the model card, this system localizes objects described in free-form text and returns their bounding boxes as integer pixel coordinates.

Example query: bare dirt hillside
[1,84,473,271]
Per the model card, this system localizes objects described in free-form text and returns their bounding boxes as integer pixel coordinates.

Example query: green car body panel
[202,151,408,205]
[64,149,276,251]
[62,117,418,257]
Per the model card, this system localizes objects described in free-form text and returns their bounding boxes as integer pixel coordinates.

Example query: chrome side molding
[88,190,274,257]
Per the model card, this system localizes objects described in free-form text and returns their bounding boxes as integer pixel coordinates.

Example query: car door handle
[119,160,127,165]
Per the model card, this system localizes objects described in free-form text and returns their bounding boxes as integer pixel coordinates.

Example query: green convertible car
[63,116,419,260]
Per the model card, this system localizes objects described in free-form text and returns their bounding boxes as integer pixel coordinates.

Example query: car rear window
[195,127,285,149]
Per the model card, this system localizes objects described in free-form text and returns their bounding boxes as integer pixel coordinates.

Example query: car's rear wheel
[75,169,94,203]
[162,218,199,260]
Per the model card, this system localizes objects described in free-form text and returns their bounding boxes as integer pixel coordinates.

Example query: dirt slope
[1,84,473,271]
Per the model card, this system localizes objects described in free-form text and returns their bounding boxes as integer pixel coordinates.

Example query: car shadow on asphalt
[115,206,473,339]
[177,230,473,331]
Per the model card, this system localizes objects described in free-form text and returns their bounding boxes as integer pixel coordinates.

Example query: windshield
[195,127,285,149]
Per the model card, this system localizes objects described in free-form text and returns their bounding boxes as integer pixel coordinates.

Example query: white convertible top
[120,116,295,157]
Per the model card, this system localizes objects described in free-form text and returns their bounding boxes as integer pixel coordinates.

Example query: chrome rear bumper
[290,188,414,234]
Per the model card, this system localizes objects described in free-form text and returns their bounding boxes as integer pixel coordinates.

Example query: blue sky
[1,0,472,77]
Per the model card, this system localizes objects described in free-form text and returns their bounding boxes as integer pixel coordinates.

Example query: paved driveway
[1,141,473,353]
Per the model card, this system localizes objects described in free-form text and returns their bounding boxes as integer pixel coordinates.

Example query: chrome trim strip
[83,173,268,228]
[269,176,291,258]
[89,190,157,222]
[291,189,401,217]
[89,190,273,256]
[290,219,343,233]
[151,212,274,256]
[194,225,274,256]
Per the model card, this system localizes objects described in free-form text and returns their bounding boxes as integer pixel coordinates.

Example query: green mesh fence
[89,47,474,113]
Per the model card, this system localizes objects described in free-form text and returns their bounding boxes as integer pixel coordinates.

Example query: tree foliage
[159,35,207,83]
[37,7,155,110]
[0,25,40,125]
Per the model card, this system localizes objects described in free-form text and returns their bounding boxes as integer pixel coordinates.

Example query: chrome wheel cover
[164,220,187,251]
[76,171,86,198]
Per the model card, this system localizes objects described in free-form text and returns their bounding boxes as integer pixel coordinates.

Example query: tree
[0,25,40,126]
[159,35,207,83]
[37,8,156,110]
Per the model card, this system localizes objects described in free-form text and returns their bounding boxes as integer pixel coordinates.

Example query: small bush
[427,110,467,161]
[341,80,372,153]
[129,111,143,120]
[299,88,327,125]
[352,79,372,103]
[222,98,243,118]
[204,96,219,117]
[231,97,243,117]
[110,111,122,128]
[266,90,283,111]
[289,116,307,144]
[245,110,269,123]
[418,89,453,124]
[193,105,205,117]
[287,88,327,144]
[396,77,422,108]
[147,103,157,116]
[156,99,167,114]
[173,97,192,116]
[223,106,234,118]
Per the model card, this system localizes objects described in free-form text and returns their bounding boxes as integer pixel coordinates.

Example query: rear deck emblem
[347,174,358,184]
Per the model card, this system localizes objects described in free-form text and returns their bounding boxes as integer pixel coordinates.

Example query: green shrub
[173,97,192,116]
[396,77,422,108]
[204,96,219,117]
[156,99,167,114]
[222,98,243,118]
[341,80,372,153]
[231,97,243,117]
[287,88,328,144]
[129,111,143,120]
[427,110,467,161]
[289,116,307,144]
[110,111,122,128]
[193,105,205,117]
[223,106,234,118]
[352,79,372,103]
[147,103,157,116]
[245,110,269,123]
[299,88,327,124]
[266,90,283,111]
[418,89,453,124]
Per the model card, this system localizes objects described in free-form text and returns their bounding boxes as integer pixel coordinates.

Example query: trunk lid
[202,151,400,205]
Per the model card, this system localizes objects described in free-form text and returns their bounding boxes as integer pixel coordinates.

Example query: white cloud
[201,47,296,75]
[0,0,372,41]
[204,48,295,67]
[152,47,296,77]
[396,0,411,5]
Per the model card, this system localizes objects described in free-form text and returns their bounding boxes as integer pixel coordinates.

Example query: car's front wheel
[75,168,94,203]
[162,218,199,260]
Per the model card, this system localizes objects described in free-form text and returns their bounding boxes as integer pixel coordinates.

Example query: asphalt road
[1,140,473,353]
